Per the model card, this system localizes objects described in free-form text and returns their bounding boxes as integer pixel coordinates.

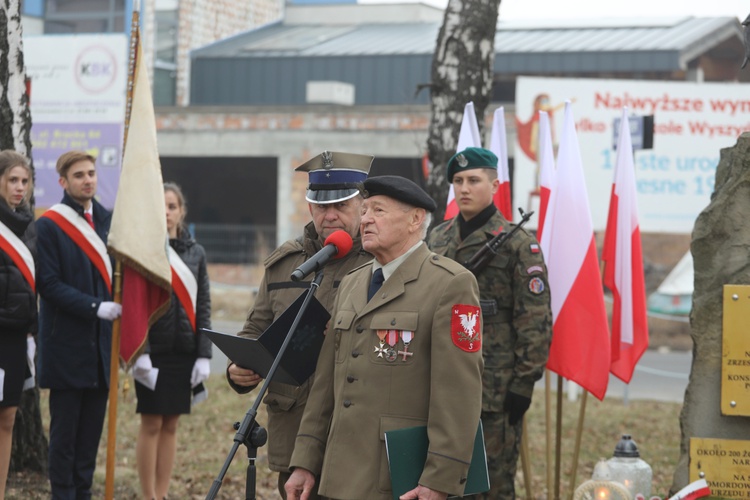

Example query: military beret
[446,147,498,183]
[362,175,437,212]
[295,151,374,204]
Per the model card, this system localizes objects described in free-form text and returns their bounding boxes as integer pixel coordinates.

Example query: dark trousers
[48,387,109,500]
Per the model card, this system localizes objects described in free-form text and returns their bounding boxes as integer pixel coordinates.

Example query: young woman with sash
[0,151,36,500]
[132,182,212,500]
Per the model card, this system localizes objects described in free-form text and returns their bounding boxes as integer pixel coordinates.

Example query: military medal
[398,331,414,361]
[385,329,398,362]
[374,330,388,358]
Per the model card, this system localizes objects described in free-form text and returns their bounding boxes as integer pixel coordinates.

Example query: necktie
[84,213,95,229]
[368,268,385,301]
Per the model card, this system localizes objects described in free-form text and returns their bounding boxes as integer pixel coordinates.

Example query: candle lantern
[597,434,653,499]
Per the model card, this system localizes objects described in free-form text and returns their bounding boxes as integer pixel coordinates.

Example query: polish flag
[541,102,610,401]
[445,102,482,220]
[602,108,649,384]
[667,479,711,500]
[489,107,513,221]
[536,111,555,243]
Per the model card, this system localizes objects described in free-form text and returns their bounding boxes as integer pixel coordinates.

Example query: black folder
[202,291,330,386]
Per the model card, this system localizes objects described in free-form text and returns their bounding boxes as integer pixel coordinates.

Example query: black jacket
[145,231,212,358]
[0,198,37,335]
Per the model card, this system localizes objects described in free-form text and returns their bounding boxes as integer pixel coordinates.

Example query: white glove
[97,301,122,321]
[133,354,153,378]
[191,357,211,387]
[27,336,36,361]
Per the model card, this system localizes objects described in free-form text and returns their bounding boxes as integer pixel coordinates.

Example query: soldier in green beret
[427,147,553,500]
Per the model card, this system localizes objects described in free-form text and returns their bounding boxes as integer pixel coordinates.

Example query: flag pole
[566,390,589,500]
[104,262,123,499]
[520,417,532,500]
[555,375,563,499]
[104,5,140,498]
[545,370,553,498]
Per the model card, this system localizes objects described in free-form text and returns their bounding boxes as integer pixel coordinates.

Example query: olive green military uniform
[428,209,552,500]
[289,243,484,499]
[228,222,371,497]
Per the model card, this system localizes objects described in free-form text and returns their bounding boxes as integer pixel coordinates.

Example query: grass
[6,375,682,500]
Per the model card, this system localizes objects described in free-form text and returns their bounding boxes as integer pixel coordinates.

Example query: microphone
[290,230,353,281]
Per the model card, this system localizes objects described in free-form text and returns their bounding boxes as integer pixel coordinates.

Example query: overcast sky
[359,0,749,22]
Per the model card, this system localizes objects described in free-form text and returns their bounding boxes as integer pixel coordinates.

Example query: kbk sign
[75,44,118,94]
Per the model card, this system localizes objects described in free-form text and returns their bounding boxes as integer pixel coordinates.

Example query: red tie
[84,213,95,229]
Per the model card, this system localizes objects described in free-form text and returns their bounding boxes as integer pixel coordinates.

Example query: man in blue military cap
[227,151,374,499]
[428,147,553,500]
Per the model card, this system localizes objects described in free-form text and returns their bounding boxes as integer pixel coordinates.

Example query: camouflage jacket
[427,209,552,411]
[230,222,371,471]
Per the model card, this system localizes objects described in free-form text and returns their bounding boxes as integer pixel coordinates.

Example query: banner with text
[25,34,127,209]
[514,77,750,234]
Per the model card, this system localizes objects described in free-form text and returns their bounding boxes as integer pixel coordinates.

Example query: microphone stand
[206,271,325,500]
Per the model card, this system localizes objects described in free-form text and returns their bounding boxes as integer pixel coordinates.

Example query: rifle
[463,208,534,277]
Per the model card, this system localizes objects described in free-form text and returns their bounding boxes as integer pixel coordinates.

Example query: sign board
[514,77,750,234]
[721,284,750,416]
[25,34,127,209]
[690,437,750,499]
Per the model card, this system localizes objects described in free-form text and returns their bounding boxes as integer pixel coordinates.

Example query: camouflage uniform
[228,222,371,498]
[428,208,552,500]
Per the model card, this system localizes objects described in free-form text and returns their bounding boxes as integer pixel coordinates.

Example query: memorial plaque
[690,438,750,499]
[721,285,750,416]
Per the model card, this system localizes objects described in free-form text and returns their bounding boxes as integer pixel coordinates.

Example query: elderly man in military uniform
[427,147,552,500]
[285,176,484,500]
[227,151,374,499]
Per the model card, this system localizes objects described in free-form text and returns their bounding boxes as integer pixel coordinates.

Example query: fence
[190,223,276,264]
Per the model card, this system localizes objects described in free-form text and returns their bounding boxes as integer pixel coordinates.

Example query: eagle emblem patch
[457,154,469,167]
[451,304,481,352]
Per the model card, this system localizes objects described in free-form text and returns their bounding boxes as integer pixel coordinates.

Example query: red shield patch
[451,304,481,352]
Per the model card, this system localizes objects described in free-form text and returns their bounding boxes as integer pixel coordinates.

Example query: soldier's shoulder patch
[451,304,481,352]
[528,276,545,294]
[529,243,541,254]
[527,265,544,275]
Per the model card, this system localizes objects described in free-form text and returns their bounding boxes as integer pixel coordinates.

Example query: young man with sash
[427,147,552,500]
[227,151,374,499]
[36,150,122,500]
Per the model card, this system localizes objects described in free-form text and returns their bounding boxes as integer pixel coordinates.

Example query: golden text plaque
[721,285,750,416]
[690,438,750,499]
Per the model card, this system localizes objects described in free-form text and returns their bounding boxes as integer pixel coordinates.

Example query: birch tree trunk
[426,0,501,221]
[0,0,48,473]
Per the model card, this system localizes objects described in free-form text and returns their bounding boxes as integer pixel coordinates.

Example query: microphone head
[324,230,353,259]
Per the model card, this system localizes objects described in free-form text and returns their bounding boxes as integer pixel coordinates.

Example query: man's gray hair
[420,211,432,239]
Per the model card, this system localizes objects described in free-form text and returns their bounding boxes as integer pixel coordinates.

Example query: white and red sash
[0,220,35,293]
[168,245,197,332]
[40,204,112,292]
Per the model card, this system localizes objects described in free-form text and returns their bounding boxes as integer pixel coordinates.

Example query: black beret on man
[446,146,498,182]
[362,175,437,212]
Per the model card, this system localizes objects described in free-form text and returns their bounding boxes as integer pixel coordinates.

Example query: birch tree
[0,0,48,473]
[425,0,501,221]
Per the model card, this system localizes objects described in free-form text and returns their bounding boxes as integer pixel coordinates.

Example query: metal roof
[190,13,744,105]
[194,15,742,62]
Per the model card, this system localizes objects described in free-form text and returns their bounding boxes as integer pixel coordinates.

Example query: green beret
[446,147,498,183]
[362,175,437,212]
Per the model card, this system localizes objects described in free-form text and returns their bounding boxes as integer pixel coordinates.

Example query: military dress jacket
[290,243,484,499]
[231,222,371,472]
[428,210,552,411]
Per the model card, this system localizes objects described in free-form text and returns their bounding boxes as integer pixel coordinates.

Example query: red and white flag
[536,110,555,242]
[445,102,482,220]
[667,479,711,500]
[107,23,172,367]
[542,102,611,400]
[602,107,649,383]
[489,107,513,221]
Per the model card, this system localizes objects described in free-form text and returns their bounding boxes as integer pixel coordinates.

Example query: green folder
[384,420,490,499]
